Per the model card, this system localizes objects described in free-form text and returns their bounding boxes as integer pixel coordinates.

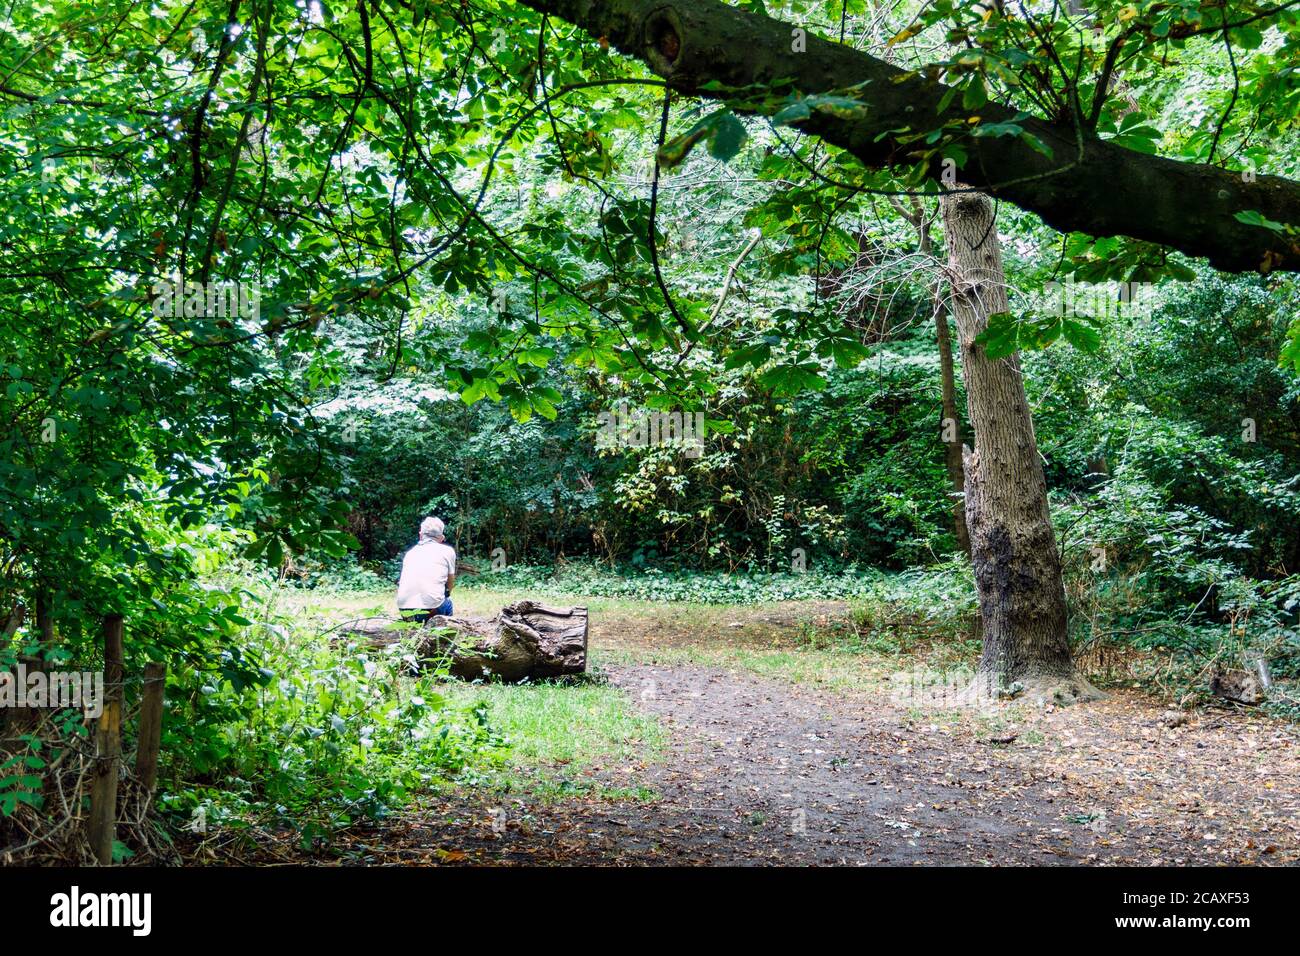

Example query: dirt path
[222,599,1299,866]
[353,646,1300,865]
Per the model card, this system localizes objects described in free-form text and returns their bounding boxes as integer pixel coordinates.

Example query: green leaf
[817,337,872,368]
[517,346,555,367]
[976,312,1022,358]
[1234,210,1286,233]
[757,362,827,396]
[657,111,748,170]
[706,112,748,162]
[772,102,812,126]
[1281,320,1300,374]
[962,81,987,110]
[724,342,773,369]
[1061,318,1102,352]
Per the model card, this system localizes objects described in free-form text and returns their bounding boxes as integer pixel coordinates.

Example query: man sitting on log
[396,517,457,623]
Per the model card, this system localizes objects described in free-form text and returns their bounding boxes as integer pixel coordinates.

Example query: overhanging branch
[517,0,1300,275]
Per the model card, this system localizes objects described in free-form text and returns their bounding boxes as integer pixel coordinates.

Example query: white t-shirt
[396,540,457,609]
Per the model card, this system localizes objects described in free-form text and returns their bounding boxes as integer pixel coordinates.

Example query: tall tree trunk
[940,190,1099,702]
[935,302,970,556]
[899,196,971,556]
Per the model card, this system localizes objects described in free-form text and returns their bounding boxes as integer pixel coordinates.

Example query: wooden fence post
[88,614,123,865]
[135,662,166,794]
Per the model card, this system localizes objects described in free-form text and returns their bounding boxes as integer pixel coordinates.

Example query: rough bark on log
[344,601,588,681]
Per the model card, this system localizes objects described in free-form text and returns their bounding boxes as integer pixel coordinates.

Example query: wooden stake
[88,615,123,865]
[135,662,166,794]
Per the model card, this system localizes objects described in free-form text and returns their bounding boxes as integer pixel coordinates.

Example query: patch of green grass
[508,778,659,802]
[439,675,664,800]
[445,678,661,766]
[726,648,886,690]
[599,785,658,801]
[282,584,721,622]
[299,584,982,705]
[596,608,978,695]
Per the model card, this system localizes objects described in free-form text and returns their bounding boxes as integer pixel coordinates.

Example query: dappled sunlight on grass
[437,677,663,801]
[597,643,889,693]
[443,679,662,767]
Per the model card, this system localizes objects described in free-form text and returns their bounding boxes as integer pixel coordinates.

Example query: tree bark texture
[940,190,1097,701]
[904,196,971,556]
[936,302,971,557]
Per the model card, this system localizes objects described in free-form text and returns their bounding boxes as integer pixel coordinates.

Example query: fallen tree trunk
[343,601,588,681]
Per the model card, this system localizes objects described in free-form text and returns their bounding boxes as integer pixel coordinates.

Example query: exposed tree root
[960,670,1107,708]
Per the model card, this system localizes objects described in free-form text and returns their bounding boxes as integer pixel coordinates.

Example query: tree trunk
[940,190,1099,703]
[35,590,54,655]
[936,304,971,556]
[135,662,167,795]
[1,603,23,650]
[345,601,588,681]
[902,195,971,556]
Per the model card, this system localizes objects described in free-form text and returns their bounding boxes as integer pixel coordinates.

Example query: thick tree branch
[517,0,1300,275]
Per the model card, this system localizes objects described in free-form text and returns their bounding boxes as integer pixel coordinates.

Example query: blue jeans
[400,597,452,624]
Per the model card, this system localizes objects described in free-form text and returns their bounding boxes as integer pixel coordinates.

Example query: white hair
[419,516,445,541]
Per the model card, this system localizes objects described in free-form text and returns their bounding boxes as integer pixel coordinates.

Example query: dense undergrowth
[160,632,502,853]
[1,577,508,863]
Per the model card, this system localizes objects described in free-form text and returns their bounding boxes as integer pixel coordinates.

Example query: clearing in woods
[218,590,1300,866]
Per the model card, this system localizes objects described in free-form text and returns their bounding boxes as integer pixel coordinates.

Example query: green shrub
[157,603,504,846]
[462,559,883,604]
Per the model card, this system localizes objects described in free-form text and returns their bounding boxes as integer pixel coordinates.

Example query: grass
[598,642,892,693]
[440,675,664,800]
[272,583,698,622]
[253,583,673,802]
[296,582,980,698]
[289,580,984,799]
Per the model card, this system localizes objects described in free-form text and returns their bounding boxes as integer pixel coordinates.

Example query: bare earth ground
[235,599,1300,866]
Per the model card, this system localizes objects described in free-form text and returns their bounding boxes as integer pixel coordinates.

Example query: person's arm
[445,548,456,592]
